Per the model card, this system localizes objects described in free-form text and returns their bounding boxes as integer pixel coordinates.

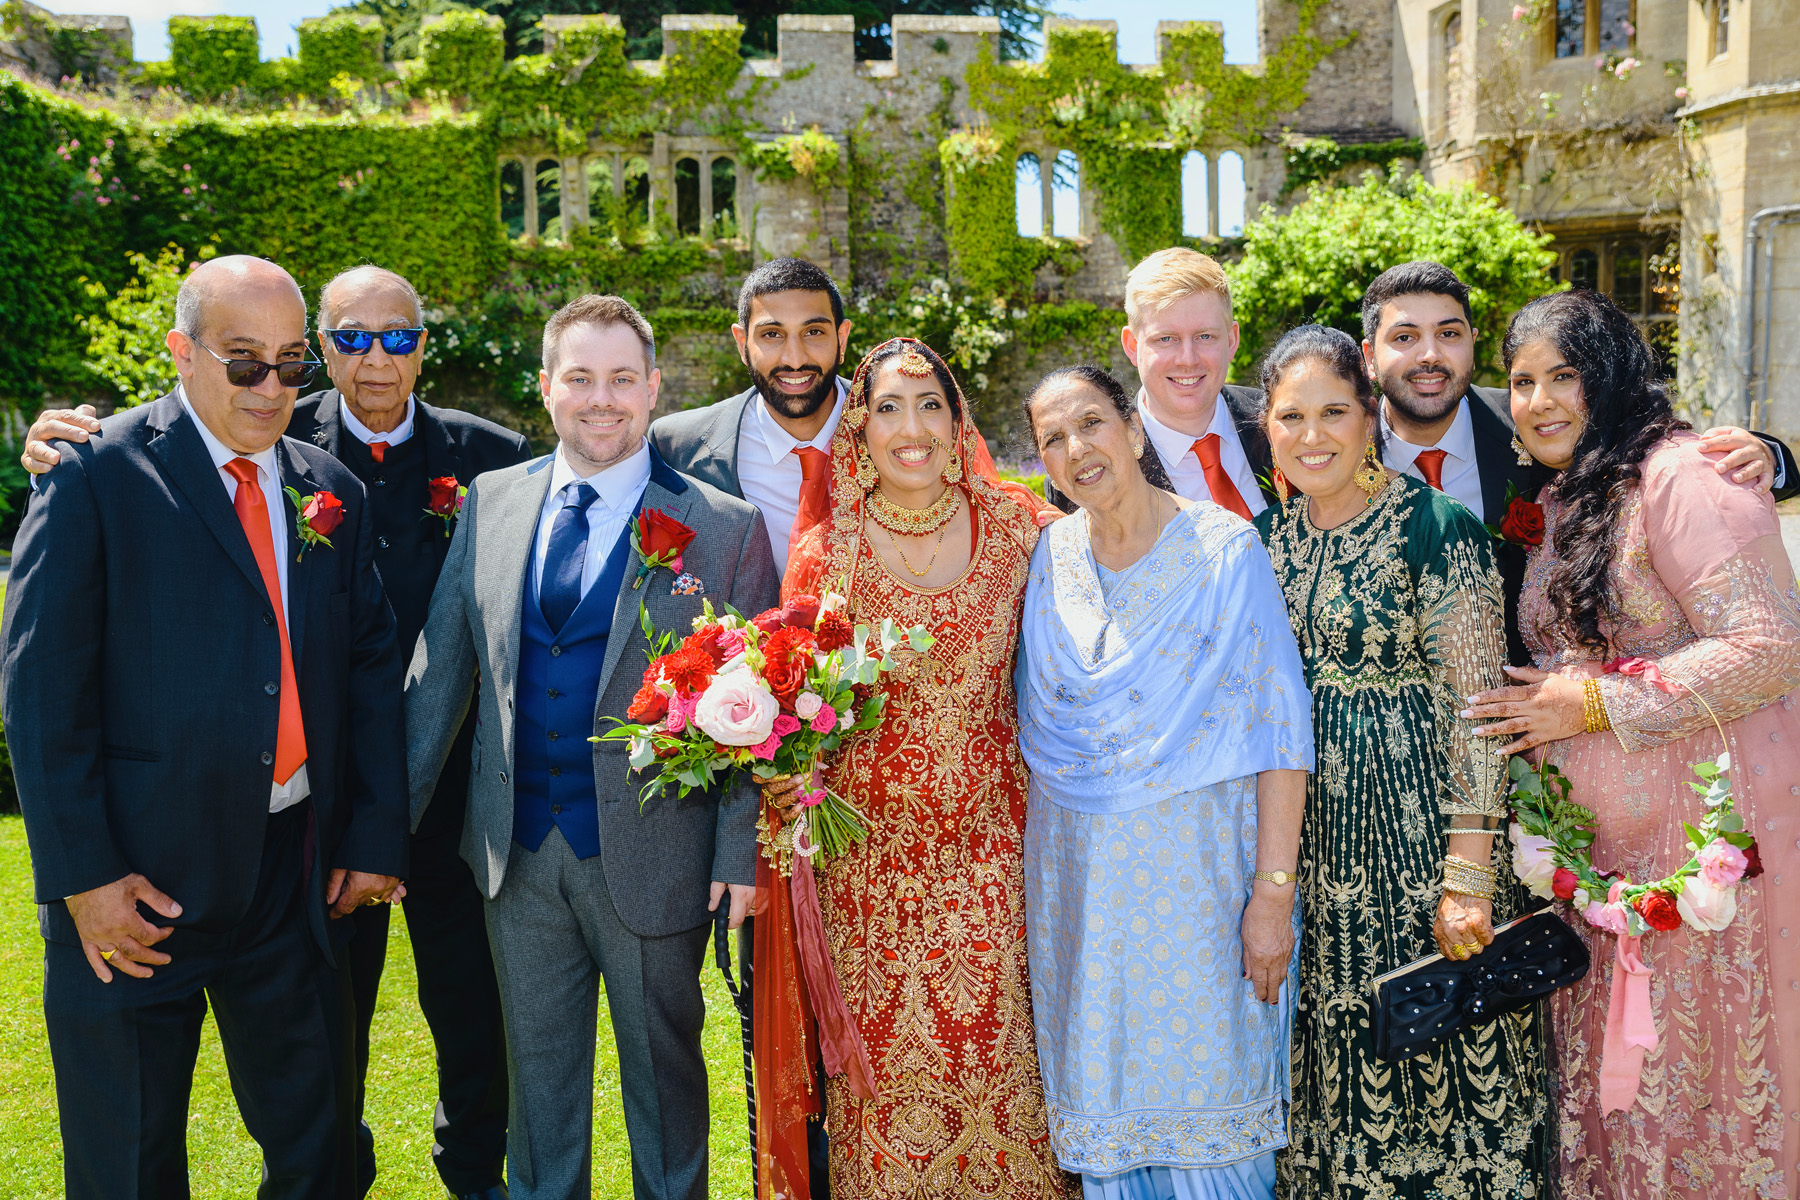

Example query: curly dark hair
[1022,365,1175,492]
[1502,289,1689,654]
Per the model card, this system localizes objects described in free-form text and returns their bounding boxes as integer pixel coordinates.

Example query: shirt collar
[549,437,652,515]
[749,378,848,465]
[339,395,416,447]
[1381,395,1476,467]
[177,384,278,480]
[1137,388,1231,464]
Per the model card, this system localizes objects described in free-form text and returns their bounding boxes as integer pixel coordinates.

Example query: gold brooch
[896,345,934,379]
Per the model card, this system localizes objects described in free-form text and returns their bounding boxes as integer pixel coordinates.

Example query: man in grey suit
[404,294,780,1200]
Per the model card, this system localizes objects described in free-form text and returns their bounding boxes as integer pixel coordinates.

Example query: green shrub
[82,244,193,407]
[296,14,387,94]
[168,16,262,101]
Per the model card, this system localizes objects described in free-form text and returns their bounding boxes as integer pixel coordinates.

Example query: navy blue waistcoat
[513,520,635,858]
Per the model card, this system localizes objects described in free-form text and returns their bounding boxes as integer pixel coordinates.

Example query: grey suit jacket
[402,444,781,939]
[649,379,856,497]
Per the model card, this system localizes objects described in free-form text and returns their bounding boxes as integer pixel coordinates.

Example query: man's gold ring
[100,948,116,961]
[362,897,384,907]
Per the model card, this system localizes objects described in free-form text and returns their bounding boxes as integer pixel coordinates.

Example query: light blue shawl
[1017,502,1314,813]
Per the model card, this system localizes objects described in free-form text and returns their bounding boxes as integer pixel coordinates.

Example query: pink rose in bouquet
[693,671,779,747]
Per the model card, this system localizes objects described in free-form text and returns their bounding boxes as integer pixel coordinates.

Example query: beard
[1378,360,1473,426]
[750,358,840,420]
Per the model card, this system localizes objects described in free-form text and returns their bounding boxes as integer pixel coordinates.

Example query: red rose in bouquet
[815,611,855,653]
[761,625,818,707]
[627,682,668,723]
[1634,889,1682,932]
[1499,496,1545,547]
[1552,868,1579,900]
[685,623,731,667]
[779,594,821,630]
[1744,839,1765,880]
[751,607,786,634]
[656,646,717,696]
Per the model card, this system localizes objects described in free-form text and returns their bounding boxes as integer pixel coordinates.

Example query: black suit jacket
[1,393,410,959]
[1044,385,1277,513]
[289,390,531,839]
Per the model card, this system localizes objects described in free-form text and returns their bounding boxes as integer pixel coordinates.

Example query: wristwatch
[1253,870,1298,886]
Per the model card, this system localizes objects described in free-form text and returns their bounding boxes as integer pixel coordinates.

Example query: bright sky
[44,0,1260,67]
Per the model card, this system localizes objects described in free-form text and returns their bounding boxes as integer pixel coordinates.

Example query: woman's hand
[1241,889,1296,1005]
[1462,665,1587,754]
[759,773,805,808]
[1434,891,1494,960]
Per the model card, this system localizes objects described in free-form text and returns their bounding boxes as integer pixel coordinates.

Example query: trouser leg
[484,832,600,1200]
[44,935,208,1200]
[404,828,509,1193]
[343,900,387,1195]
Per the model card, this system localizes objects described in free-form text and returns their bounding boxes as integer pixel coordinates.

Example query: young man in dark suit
[1,255,409,1199]
[1359,260,1797,664]
[22,264,532,1200]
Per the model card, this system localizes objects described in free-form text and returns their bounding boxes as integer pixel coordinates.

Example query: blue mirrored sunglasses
[322,328,424,356]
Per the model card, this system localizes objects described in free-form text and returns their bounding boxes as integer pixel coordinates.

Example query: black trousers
[44,803,351,1200]
[344,827,508,1195]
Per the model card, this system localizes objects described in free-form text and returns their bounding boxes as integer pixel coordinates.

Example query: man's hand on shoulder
[66,873,181,982]
[23,404,101,475]
[1698,425,1779,494]
[327,869,407,918]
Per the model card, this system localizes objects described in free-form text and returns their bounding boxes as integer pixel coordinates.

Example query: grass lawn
[0,816,754,1197]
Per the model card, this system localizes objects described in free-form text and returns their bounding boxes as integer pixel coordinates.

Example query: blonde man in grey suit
[405,295,779,1200]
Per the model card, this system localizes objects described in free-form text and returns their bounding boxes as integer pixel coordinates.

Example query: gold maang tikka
[895,345,934,378]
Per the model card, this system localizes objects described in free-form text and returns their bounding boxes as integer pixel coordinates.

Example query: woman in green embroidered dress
[1251,327,1550,1199]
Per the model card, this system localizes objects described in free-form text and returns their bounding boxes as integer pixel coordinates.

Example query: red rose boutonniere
[630,508,696,589]
[424,475,466,532]
[1484,481,1545,548]
[284,487,344,559]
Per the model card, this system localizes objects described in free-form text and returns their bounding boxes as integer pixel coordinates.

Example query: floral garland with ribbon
[1509,659,1761,937]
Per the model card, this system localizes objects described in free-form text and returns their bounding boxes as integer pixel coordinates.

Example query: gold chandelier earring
[1353,440,1387,503]
[1512,434,1533,466]
[934,435,964,485]
[855,442,879,491]
[1272,467,1291,503]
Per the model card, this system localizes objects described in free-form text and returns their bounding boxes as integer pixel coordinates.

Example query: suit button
[551,804,562,814]
[261,751,274,765]
[263,612,275,625]
[549,767,562,777]
[375,476,386,487]
[377,536,390,550]
[548,731,559,740]
[548,688,560,699]
[498,771,508,784]
[550,646,562,657]
[264,682,279,695]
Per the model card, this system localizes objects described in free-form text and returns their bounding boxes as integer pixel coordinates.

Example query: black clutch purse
[1369,907,1590,1062]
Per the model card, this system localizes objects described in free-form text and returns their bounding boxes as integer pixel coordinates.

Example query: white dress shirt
[1381,396,1484,516]
[340,395,416,447]
[531,438,653,606]
[736,381,848,575]
[178,387,309,812]
[1138,389,1268,518]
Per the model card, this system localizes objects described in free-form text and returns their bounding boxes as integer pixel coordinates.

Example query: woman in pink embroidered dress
[1465,289,1800,1199]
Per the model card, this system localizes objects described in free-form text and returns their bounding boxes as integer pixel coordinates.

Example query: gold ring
[100,948,116,961]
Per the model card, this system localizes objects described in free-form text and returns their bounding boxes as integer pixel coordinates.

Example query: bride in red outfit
[753,338,1074,1200]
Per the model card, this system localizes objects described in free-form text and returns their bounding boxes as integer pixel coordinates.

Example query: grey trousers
[485,828,712,1200]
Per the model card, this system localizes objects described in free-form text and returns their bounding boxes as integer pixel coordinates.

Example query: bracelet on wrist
[1253,870,1297,887]
[1442,855,1498,900]
[1582,677,1611,734]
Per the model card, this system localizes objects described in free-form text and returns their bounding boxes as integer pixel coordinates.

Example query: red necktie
[790,447,832,560]
[1415,447,1448,491]
[225,458,308,784]
[368,441,388,464]
[1192,434,1252,520]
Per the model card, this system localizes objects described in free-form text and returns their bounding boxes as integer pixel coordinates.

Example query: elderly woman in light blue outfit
[1016,367,1314,1200]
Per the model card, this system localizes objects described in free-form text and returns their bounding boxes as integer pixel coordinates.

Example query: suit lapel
[418,402,464,570]
[479,457,556,718]
[1466,390,1519,524]
[307,391,344,459]
[595,463,697,705]
[276,440,326,668]
[1224,386,1279,503]
[145,397,270,604]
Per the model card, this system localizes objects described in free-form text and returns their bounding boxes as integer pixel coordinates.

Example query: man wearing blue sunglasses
[19,264,531,1200]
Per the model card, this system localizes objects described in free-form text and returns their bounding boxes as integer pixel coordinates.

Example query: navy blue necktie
[540,482,600,635]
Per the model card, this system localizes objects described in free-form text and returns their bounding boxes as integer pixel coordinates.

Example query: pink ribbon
[1599,880,1659,1114]
[789,855,879,1101]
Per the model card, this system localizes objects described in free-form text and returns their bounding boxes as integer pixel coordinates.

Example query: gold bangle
[1582,677,1611,734]
[1442,855,1498,900]
[1253,870,1298,886]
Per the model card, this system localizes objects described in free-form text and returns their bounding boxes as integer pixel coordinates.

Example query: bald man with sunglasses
[24,265,532,1200]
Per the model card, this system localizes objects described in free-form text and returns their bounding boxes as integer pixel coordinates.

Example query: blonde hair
[1124,247,1232,329]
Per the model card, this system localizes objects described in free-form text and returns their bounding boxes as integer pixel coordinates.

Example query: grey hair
[317,265,424,329]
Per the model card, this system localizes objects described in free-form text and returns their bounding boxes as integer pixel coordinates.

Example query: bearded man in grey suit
[404,294,779,1200]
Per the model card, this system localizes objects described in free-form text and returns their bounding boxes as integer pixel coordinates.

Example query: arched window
[674,156,701,236]
[710,156,738,238]
[1597,0,1631,53]
[1569,247,1600,291]
[1051,149,1080,238]
[1217,151,1245,237]
[583,157,613,227]
[622,155,651,236]
[1712,0,1728,55]
[1555,0,1583,57]
[1443,13,1463,132]
[1015,151,1043,237]
[1612,244,1645,313]
[535,157,562,241]
[1181,151,1208,238]
[499,158,525,238]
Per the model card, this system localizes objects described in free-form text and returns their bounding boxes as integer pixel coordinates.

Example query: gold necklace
[881,520,949,578]
[867,486,960,535]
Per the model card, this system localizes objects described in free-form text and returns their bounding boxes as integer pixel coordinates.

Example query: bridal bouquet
[594,593,932,870]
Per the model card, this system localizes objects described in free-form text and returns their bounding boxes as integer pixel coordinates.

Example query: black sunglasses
[196,341,322,389]
[322,328,425,356]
